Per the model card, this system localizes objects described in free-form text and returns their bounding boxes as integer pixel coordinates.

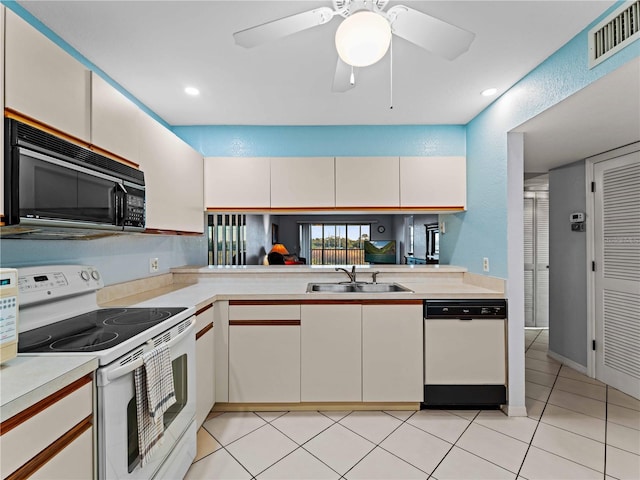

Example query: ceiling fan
[233,0,475,93]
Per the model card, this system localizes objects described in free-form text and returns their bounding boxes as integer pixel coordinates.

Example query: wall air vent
[589,1,640,68]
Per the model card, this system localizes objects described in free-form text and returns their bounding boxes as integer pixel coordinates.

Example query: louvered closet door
[524,192,549,327]
[594,151,640,399]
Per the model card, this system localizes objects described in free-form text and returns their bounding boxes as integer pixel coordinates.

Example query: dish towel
[133,344,176,467]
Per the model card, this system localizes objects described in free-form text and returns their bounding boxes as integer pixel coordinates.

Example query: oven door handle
[97,317,195,386]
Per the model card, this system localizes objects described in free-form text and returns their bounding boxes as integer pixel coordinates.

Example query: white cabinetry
[300,304,361,402]
[362,304,423,402]
[400,156,466,208]
[91,73,140,162]
[0,375,94,479]
[138,114,204,233]
[195,304,215,427]
[271,157,335,209]
[4,10,90,141]
[336,157,400,208]
[228,304,301,403]
[204,157,271,209]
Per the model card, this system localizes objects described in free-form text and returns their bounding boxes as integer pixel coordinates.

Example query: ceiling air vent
[589,1,640,68]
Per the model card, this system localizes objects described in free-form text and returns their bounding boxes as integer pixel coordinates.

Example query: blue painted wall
[439,5,639,277]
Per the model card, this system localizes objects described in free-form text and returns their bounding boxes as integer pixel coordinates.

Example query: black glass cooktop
[18,307,187,353]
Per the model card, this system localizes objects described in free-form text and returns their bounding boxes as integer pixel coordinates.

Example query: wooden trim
[213,402,420,412]
[196,322,214,340]
[143,228,203,236]
[5,415,92,480]
[229,320,301,326]
[195,303,214,316]
[0,374,92,436]
[5,109,139,169]
[229,300,301,306]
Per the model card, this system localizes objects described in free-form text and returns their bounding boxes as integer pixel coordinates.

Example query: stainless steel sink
[306,282,413,293]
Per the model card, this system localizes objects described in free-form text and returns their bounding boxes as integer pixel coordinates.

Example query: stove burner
[18,334,53,351]
[104,308,173,326]
[50,330,119,351]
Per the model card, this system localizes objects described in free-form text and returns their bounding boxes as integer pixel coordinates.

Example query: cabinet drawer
[229,304,300,321]
[0,380,93,476]
[30,427,93,480]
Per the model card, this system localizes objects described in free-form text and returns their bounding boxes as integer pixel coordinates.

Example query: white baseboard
[502,404,528,417]
[547,349,588,375]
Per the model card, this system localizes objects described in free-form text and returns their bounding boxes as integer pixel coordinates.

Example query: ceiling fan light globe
[335,11,391,67]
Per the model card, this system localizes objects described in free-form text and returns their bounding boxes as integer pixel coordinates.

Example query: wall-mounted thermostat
[570,212,585,223]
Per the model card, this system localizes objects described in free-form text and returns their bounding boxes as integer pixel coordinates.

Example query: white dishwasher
[423,299,507,408]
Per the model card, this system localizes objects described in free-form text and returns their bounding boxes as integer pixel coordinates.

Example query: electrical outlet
[483,257,490,272]
[149,258,159,273]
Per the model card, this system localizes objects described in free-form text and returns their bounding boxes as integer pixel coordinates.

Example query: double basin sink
[306,282,413,294]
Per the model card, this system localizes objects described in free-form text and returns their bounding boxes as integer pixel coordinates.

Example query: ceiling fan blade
[332,56,356,93]
[233,7,335,48]
[387,5,475,60]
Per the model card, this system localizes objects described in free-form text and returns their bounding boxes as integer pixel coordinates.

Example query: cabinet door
[30,428,93,480]
[400,156,466,208]
[204,157,271,209]
[138,115,204,233]
[424,319,506,384]
[5,10,90,141]
[301,304,361,402]
[362,304,423,402]
[91,73,140,162]
[335,157,400,208]
[229,323,301,402]
[195,306,215,427]
[271,157,335,208]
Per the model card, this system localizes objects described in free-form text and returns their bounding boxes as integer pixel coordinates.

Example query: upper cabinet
[400,156,466,209]
[1,6,6,221]
[271,157,335,209]
[91,73,141,163]
[204,157,271,209]
[138,114,204,233]
[335,156,400,208]
[4,10,90,141]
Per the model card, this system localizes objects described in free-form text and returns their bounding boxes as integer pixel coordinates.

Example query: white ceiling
[15,0,638,173]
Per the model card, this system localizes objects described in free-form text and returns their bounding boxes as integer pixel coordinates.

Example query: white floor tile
[225,424,298,475]
[554,377,606,402]
[379,423,452,474]
[525,381,552,402]
[532,422,605,473]
[431,446,516,480]
[383,410,416,421]
[319,410,351,422]
[344,446,428,479]
[547,388,606,420]
[303,423,375,475]
[474,410,539,443]
[525,397,546,421]
[185,448,252,480]
[525,358,561,375]
[257,448,340,480]
[557,367,605,386]
[457,423,529,473]
[271,411,334,444]
[339,410,403,444]
[605,445,640,480]
[203,412,267,446]
[608,388,640,412]
[527,342,549,352]
[525,368,557,388]
[405,409,470,443]
[607,403,640,431]
[607,420,640,455]
[525,349,559,364]
[540,404,606,442]
[195,427,222,462]
[519,446,602,480]
[445,409,479,421]
[255,411,288,422]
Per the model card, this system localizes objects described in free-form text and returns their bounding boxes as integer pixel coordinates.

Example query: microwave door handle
[97,317,196,386]
[115,183,126,226]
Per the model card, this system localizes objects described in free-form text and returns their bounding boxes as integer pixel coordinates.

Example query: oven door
[95,317,196,480]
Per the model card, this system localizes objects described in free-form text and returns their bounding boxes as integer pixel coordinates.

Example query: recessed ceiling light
[481,88,497,97]
[184,86,200,96]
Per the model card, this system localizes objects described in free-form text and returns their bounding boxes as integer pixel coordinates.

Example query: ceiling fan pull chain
[350,65,355,86]
[389,35,393,110]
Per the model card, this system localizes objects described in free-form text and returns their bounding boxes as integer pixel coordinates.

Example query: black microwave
[3,119,145,232]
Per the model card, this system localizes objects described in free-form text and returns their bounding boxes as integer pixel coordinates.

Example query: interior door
[594,151,640,398]
[524,191,549,327]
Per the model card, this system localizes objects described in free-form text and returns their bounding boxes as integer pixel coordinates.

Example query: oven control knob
[80,270,90,281]
[91,271,101,281]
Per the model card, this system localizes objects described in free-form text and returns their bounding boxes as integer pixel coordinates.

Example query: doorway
[524,180,549,328]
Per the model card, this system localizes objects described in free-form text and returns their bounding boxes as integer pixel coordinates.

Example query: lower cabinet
[0,375,94,479]
[195,304,215,427]
[228,304,301,403]
[362,304,423,402]
[300,304,362,402]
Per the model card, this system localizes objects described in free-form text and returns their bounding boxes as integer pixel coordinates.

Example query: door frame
[585,142,640,378]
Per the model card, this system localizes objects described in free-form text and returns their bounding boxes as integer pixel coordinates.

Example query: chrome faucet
[335,265,357,283]
[371,271,380,283]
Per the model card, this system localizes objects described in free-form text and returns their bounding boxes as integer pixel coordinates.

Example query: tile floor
[185,329,640,479]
